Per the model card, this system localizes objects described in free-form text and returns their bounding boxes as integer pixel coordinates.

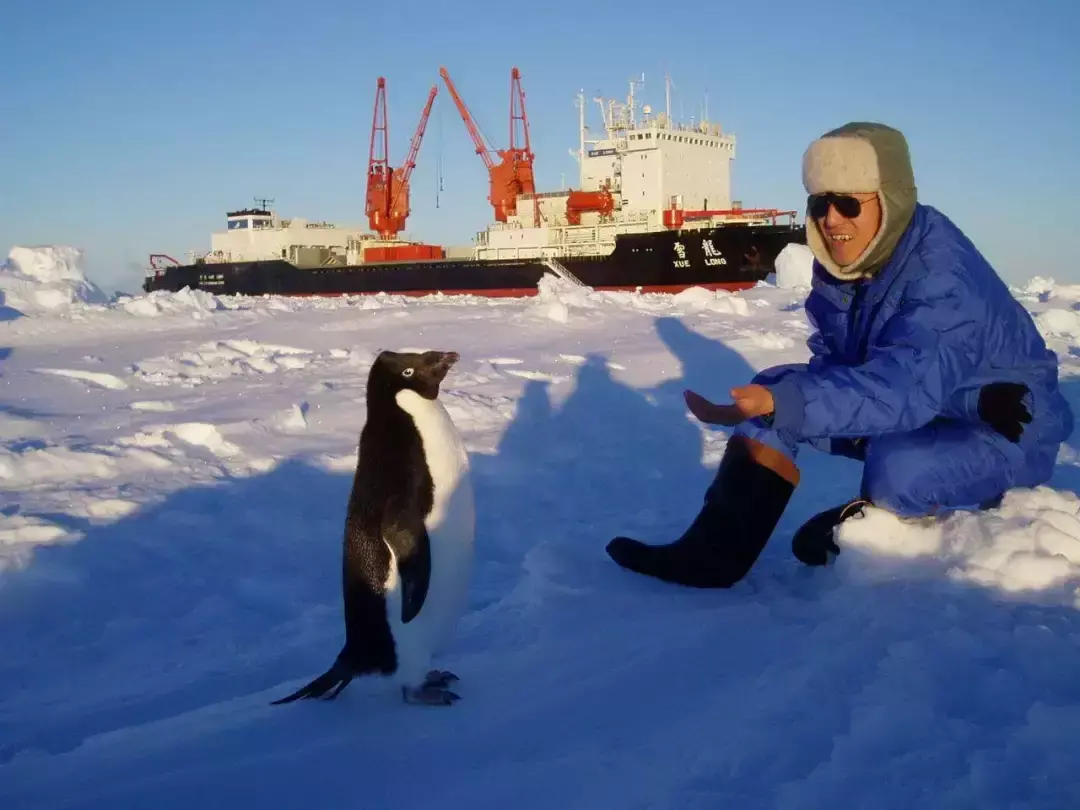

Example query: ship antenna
[663,62,672,127]
[254,197,274,210]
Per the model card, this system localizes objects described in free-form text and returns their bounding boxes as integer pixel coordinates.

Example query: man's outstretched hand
[684,385,775,426]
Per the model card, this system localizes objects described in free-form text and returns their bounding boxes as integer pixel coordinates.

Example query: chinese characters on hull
[673,241,690,268]
[702,238,728,267]
[672,239,728,269]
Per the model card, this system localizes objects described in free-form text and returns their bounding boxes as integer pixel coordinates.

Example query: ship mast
[627,73,644,130]
[665,72,671,124]
[577,89,585,187]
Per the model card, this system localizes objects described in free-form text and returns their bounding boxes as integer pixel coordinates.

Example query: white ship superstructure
[473,75,781,261]
[196,202,375,267]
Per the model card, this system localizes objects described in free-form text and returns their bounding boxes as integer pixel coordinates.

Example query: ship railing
[552,243,614,259]
[485,220,526,232]
[559,227,601,244]
[188,250,229,264]
[519,190,570,201]
[545,213,650,245]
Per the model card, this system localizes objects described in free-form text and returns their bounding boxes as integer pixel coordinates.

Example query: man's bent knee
[862,424,1019,518]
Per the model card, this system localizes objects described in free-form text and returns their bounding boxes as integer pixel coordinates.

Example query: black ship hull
[143,223,806,298]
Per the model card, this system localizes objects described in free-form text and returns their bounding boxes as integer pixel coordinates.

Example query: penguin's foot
[401,683,460,706]
[423,669,459,688]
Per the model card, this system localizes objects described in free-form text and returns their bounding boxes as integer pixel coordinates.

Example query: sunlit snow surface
[1,247,1078,809]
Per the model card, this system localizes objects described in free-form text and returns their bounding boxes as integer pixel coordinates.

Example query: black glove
[977,382,1032,443]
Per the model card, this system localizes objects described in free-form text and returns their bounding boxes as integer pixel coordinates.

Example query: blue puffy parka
[765,203,1073,487]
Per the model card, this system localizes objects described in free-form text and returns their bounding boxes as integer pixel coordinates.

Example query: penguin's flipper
[385,521,432,624]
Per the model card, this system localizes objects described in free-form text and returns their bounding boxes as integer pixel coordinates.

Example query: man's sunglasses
[807,193,872,219]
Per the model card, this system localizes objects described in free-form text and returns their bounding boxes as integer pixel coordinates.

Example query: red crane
[438,65,535,223]
[365,77,439,240]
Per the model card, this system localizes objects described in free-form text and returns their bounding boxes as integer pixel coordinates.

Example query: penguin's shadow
[0,457,353,764]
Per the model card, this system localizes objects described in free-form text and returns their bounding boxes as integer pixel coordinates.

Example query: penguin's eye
[401,367,415,378]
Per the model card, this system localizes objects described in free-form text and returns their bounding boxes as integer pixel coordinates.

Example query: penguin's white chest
[395,389,474,537]
[390,390,475,673]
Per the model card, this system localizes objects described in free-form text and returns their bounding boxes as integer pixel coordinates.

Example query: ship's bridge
[226,208,276,230]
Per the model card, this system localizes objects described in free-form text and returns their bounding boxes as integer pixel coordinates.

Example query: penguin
[272,348,475,707]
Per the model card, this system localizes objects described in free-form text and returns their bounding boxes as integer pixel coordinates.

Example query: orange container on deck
[363,244,445,263]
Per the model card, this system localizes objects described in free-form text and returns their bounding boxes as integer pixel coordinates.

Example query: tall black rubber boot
[605,435,799,588]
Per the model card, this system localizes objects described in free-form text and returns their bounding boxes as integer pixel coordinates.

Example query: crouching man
[606,121,1074,588]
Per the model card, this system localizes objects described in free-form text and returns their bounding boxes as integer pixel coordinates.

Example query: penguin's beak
[427,351,459,386]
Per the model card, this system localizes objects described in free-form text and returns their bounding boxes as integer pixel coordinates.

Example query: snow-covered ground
[1,247,1079,809]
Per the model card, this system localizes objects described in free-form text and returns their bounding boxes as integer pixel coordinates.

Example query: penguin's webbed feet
[402,683,460,706]
[400,670,461,706]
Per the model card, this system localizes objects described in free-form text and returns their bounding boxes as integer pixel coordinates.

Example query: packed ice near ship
[144,67,806,298]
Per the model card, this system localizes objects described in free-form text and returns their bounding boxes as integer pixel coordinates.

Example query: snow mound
[774,242,815,289]
[0,246,109,313]
[1019,275,1057,295]
[1042,283,1080,304]
[1010,276,1080,309]
[531,273,598,319]
[671,286,752,316]
[1013,275,1058,301]
[837,487,1080,607]
[1034,308,1080,339]
[0,441,174,487]
[528,275,760,323]
[130,339,353,387]
[117,288,226,318]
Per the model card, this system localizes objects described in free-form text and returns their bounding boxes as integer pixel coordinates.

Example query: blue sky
[2,0,1078,293]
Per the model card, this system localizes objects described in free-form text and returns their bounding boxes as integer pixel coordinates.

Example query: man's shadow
[649,316,864,562]
[472,315,865,607]
[475,351,707,606]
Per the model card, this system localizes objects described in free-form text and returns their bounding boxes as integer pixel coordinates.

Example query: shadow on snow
[0,314,1078,808]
